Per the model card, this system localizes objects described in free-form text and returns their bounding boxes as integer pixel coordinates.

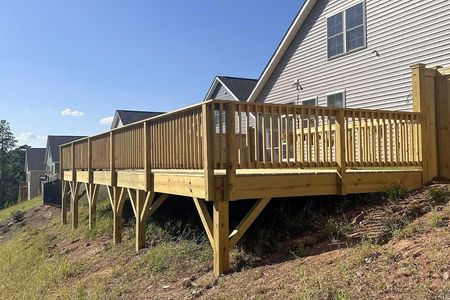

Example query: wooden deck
[59,65,449,276]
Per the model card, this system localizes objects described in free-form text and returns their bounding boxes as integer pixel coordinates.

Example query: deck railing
[61,100,422,174]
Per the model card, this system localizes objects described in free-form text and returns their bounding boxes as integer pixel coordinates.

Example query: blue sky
[0,0,303,147]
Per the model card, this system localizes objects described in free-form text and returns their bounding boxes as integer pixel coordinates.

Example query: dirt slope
[1,184,450,299]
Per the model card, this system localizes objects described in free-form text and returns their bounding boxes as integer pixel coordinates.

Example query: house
[44,136,86,181]
[248,0,450,111]
[111,110,165,129]
[204,76,257,101]
[24,148,46,200]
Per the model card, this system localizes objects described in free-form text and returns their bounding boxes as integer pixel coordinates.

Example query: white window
[301,97,318,106]
[327,91,346,108]
[327,2,366,59]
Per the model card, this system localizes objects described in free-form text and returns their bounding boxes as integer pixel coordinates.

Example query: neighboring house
[24,148,46,200]
[204,76,258,101]
[249,0,450,111]
[111,110,165,129]
[44,136,86,181]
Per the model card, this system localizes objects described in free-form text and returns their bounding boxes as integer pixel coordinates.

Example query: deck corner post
[213,200,230,276]
[335,109,347,195]
[202,102,215,200]
[412,64,438,184]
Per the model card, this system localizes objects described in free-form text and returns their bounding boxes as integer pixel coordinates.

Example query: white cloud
[18,132,37,141]
[100,116,114,125]
[61,108,84,117]
[18,132,46,143]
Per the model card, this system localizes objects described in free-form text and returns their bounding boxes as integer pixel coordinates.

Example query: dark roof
[217,76,258,100]
[116,110,165,126]
[45,135,86,164]
[25,148,46,171]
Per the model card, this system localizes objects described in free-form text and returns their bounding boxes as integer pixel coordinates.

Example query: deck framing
[59,65,448,277]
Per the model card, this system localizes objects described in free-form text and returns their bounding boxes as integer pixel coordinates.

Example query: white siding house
[249,0,450,111]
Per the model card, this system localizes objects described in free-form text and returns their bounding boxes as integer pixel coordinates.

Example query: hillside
[0,184,450,299]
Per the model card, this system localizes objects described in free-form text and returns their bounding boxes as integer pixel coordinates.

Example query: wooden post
[108,186,125,244]
[436,67,450,179]
[225,102,237,201]
[60,145,67,225]
[61,181,69,225]
[412,64,438,183]
[135,190,146,251]
[202,103,215,200]
[335,110,347,195]
[70,182,80,229]
[86,183,98,230]
[144,122,153,191]
[110,131,117,186]
[213,200,229,276]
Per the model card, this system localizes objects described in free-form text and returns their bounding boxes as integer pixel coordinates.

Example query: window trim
[326,90,347,108]
[327,1,367,60]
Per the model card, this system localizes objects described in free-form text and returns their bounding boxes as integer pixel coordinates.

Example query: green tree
[0,120,18,208]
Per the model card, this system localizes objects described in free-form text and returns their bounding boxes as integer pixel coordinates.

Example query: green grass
[0,196,42,222]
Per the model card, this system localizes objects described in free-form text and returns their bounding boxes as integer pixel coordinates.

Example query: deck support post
[69,181,80,229]
[128,189,167,251]
[135,190,146,251]
[85,183,99,229]
[335,110,347,195]
[213,200,229,276]
[61,181,69,225]
[412,64,438,183]
[107,186,126,244]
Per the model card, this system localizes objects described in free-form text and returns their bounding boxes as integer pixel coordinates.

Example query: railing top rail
[60,100,211,148]
[60,99,421,149]
[210,99,420,117]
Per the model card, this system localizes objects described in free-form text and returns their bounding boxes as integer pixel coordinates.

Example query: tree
[0,120,17,208]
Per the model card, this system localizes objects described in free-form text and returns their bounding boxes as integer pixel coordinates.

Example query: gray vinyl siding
[210,83,236,101]
[257,0,450,111]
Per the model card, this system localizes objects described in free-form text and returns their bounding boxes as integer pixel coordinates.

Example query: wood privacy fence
[61,101,422,174]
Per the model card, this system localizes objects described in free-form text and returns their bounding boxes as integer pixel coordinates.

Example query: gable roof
[25,148,46,171]
[111,110,165,129]
[248,0,317,102]
[45,136,86,164]
[205,76,258,101]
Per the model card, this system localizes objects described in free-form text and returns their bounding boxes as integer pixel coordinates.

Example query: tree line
[0,120,28,209]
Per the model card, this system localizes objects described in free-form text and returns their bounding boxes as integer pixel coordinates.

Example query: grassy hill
[0,185,450,299]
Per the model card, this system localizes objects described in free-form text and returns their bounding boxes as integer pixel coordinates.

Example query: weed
[324,218,351,241]
[384,186,408,201]
[394,222,420,239]
[427,187,450,206]
[10,210,24,222]
[428,208,443,228]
